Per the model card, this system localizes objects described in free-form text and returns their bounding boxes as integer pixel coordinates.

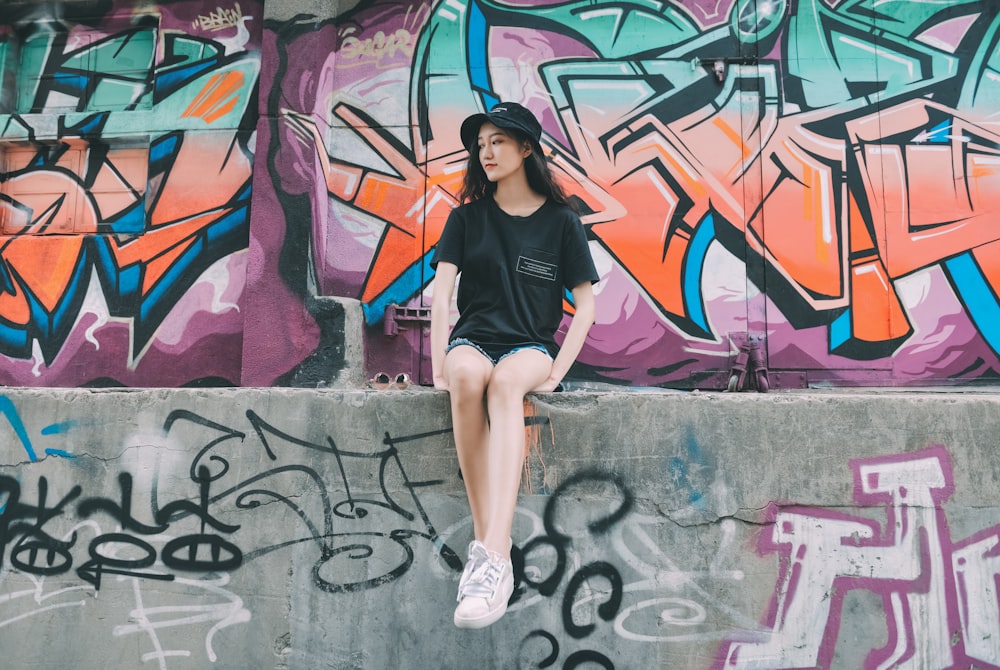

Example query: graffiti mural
[0,395,465,666]
[3,388,1000,668]
[0,409,461,595]
[0,1,261,386]
[269,0,1000,387]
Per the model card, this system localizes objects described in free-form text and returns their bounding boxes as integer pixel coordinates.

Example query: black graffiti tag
[518,470,633,669]
[1,475,81,576]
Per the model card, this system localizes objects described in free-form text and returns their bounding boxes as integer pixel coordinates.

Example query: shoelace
[462,558,504,599]
[457,543,490,599]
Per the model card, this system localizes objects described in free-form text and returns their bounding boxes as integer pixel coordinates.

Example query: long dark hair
[458,125,574,209]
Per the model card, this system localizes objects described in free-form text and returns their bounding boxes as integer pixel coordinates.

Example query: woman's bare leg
[444,345,494,540]
[481,349,553,557]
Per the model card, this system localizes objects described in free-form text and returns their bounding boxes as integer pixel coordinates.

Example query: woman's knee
[446,358,490,395]
[485,371,529,406]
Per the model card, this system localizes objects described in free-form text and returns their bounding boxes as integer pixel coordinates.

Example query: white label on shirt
[517,254,557,281]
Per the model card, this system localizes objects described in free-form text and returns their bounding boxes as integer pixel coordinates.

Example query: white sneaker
[453,547,514,629]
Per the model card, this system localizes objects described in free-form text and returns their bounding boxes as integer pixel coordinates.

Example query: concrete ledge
[0,387,997,668]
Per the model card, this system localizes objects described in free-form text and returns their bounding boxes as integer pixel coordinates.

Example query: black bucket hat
[460,101,542,152]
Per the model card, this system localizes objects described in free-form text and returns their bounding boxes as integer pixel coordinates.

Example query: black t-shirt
[431,197,599,357]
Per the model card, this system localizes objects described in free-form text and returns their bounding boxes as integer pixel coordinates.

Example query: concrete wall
[2,386,999,669]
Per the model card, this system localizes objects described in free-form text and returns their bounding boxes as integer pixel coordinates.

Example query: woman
[430,102,598,628]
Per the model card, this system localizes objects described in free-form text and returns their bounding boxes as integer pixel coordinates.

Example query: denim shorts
[446,337,552,365]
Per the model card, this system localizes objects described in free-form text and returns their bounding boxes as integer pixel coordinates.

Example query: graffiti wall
[0,0,1000,388]
[1,388,999,668]
[0,0,260,386]
[263,0,1000,388]
[3,0,997,388]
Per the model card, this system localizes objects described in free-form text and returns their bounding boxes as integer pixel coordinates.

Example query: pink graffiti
[719,445,1000,669]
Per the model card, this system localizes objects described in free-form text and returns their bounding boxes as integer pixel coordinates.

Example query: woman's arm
[431,262,459,390]
[533,281,595,392]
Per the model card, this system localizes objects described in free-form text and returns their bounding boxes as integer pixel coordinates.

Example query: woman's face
[476,122,532,183]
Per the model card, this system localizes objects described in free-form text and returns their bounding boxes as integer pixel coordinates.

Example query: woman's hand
[531,282,595,394]
[433,373,450,391]
[531,376,561,393]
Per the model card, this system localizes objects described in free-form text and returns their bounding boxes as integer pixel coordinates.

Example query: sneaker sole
[453,599,509,629]
[453,581,514,629]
